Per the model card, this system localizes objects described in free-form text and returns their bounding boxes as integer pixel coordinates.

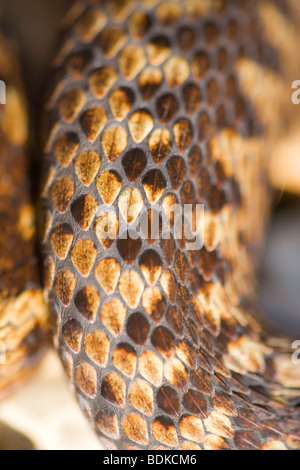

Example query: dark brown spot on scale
[183,390,209,419]
[183,83,202,115]
[234,431,261,451]
[71,194,98,230]
[152,326,175,360]
[166,155,187,191]
[143,169,166,204]
[142,287,166,323]
[126,313,150,347]
[191,368,215,397]
[157,386,181,418]
[173,119,193,152]
[117,236,142,265]
[148,129,171,164]
[129,12,151,41]
[152,416,178,447]
[101,372,126,408]
[112,343,137,378]
[75,285,100,323]
[139,67,163,101]
[208,186,226,213]
[122,149,147,182]
[62,319,83,353]
[139,250,162,286]
[96,171,122,205]
[177,27,196,51]
[147,36,171,66]
[80,107,107,141]
[53,132,79,167]
[156,93,179,124]
[109,87,134,122]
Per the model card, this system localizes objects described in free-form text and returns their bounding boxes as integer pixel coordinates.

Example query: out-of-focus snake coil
[0,32,48,397]
[41,0,300,450]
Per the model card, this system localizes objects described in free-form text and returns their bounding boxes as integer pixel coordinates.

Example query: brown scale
[42,0,300,450]
[0,33,48,396]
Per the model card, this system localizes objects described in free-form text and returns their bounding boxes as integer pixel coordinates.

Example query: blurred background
[0,0,299,451]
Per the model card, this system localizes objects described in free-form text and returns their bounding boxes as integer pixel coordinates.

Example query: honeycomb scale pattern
[42,0,300,450]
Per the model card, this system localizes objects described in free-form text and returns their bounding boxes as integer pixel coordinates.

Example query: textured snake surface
[0,31,48,397]
[40,0,300,450]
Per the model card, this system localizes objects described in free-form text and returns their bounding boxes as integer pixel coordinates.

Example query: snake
[1,0,300,450]
[0,30,48,398]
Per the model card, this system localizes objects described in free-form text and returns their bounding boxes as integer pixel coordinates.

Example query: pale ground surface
[0,352,102,450]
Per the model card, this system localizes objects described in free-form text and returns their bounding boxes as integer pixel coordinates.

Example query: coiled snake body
[0,32,48,397]
[2,0,300,450]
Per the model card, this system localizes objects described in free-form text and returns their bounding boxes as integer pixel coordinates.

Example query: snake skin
[41,0,300,450]
[0,31,48,397]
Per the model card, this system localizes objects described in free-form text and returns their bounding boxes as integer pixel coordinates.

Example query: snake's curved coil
[41,0,300,450]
